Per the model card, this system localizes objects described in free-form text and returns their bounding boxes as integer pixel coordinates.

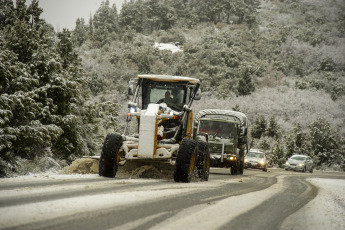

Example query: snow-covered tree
[266,116,279,138]
[251,115,266,139]
[72,18,88,47]
[0,0,92,176]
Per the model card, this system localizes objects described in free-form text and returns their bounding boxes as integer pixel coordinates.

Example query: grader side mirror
[128,79,136,95]
[194,88,201,100]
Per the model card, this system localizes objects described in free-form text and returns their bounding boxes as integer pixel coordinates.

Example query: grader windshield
[142,79,187,111]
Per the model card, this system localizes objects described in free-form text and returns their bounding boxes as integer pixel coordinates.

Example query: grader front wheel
[174,139,198,183]
[99,134,123,178]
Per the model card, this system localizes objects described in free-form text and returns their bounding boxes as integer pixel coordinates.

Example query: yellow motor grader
[99,74,210,182]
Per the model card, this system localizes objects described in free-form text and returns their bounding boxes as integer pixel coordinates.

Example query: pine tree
[267,115,279,138]
[271,141,285,167]
[119,1,144,33]
[0,0,91,176]
[308,119,339,166]
[92,0,119,45]
[285,134,296,158]
[88,14,94,36]
[251,115,266,139]
[72,18,88,47]
[237,68,255,96]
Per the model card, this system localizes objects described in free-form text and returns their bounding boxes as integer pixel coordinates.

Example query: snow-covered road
[281,177,345,230]
[0,168,344,230]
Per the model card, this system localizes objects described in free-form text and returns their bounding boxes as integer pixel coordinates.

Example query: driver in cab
[157,91,174,105]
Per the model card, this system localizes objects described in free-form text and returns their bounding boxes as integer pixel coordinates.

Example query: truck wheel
[174,138,198,183]
[263,165,268,172]
[237,160,244,175]
[196,141,210,181]
[99,134,123,178]
[230,166,236,175]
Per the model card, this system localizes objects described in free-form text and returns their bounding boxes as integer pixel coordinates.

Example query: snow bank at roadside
[281,178,345,230]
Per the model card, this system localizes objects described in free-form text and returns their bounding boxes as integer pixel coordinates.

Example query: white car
[244,150,268,172]
[284,155,314,173]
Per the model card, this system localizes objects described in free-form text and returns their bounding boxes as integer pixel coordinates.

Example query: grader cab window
[141,80,187,111]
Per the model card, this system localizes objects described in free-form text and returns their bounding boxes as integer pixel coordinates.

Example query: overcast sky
[37,0,125,31]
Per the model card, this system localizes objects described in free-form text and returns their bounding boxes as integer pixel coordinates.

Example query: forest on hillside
[0,0,344,177]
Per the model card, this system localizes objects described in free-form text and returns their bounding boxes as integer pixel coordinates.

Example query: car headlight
[298,163,304,167]
[259,160,265,164]
[285,162,289,165]
[229,156,236,161]
[244,159,248,162]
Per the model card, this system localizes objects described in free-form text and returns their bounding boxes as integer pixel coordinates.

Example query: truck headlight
[229,156,236,161]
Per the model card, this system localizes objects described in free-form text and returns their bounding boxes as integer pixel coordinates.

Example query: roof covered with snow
[137,74,200,84]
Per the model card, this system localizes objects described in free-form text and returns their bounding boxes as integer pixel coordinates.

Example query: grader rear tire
[174,138,198,183]
[197,141,210,181]
[99,134,123,178]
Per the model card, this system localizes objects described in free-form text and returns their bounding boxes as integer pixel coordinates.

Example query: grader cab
[99,75,210,182]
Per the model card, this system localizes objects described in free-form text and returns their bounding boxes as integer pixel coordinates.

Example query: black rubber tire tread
[174,138,198,183]
[236,149,244,175]
[230,165,236,175]
[263,165,268,172]
[196,140,210,181]
[99,134,123,178]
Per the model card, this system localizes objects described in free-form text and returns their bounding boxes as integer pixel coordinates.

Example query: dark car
[244,150,268,172]
[284,155,314,173]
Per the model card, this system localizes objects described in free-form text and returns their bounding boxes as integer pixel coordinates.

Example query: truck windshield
[142,80,187,110]
[247,152,265,158]
[198,120,236,139]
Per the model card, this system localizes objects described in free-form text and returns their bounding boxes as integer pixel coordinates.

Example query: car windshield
[141,80,187,110]
[247,152,265,158]
[290,156,306,161]
[197,120,235,138]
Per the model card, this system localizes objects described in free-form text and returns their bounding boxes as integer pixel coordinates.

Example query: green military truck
[194,109,248,175]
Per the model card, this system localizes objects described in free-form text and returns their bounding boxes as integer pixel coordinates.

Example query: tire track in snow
[0,179,165,207]
[219,176,317,230]
[0,172,277,230]
[42,175,276,230]
[0,178,219,229]
[149,176,286,230]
